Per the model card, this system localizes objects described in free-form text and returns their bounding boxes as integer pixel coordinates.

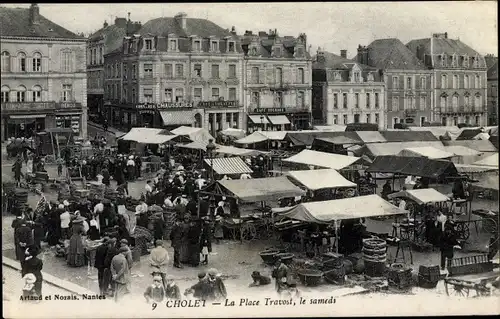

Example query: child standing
[56,157,64,177]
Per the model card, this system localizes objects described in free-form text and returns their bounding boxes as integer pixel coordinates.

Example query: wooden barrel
[418,265,440,288]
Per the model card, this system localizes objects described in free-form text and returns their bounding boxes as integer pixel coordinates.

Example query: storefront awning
[204,157,253,175]
[267,115,290,125]
[160,111,194,126]
[248,115,270,124]
[9,114,46,119]
[272,194,407,224]
[388,189,450,205]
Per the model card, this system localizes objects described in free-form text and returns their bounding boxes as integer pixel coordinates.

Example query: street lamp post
[260,115,266,131]
[206,139,217,181]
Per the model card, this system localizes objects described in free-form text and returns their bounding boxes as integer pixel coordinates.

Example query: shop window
[453,117,458,126]
[228,88,237,101]
[420,116,426,126]
[211,64,220,79]
[165,64,173,78]
[17,85,26,102]
[32,85,42,102]
[194,88,203,101]
[144,63,153,78]
[228,64,236,78]
[164,89,173,102]
[251,67,259,83]
[441,117,447,126]
[33,52,42,72]
[475,116,480,125]
[251,91,260,107]
[393,117,399,128]
[226,113,231,124]
[175,88,184,102]
[194,64,202,77]
[176,64,184,78]
[211,88,220,100]
[232,112,239,128]
[18,52,27,72]
[1,51,10,72]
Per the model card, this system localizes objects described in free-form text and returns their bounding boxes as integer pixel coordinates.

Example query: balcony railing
[440,105,487,114]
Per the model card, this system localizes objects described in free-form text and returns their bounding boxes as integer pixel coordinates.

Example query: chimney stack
[29,4,40,25]
[175,12,187,31]
[103,20,108,28]
[115,18,127,28]
[340,50,347,59]
[444,32,448,39]
[230,26,236,35]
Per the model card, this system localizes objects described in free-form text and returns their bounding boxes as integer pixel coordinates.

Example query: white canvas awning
[218,177,305,202]
[398,147,455,159]
[160,111,194,126]
[273,194,407,224]
[171,126,214,143]
[286,169,356,191]
[120,128,178,144]
[455,164,499,173]
[388,188,450,205]
[215,145,267,157]
[204,157,253,175]
[283,149,362,170]
[267,115,290,125]
[234,131,268,144]
[248,115,270,124]
[473,154,499,168]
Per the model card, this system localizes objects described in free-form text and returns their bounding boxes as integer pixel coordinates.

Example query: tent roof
[442,140,498,153]
[398,147,454,159]
[273,194,407,223]
[204,157,253,175]
[354,141,446,159]
[176,140,219,151]
[286,169,357,191]
[380,130,438,142]
[388,189,450,205]
[215,145,267,157]
[367,155,459,178]
[313,125,347,132]
[455,164,498,173]
[472,174,499,191]
[355,131,387,143]
[314,136,362,145]
[170,126,202,135]
[408,126,461,139]
[473,154,499,167]
[234,131,268,144]
[219,128,246,139]
[456,129,483,140]
[218,177,306,202]
[170,126,214,143]
[120,128,177,144]
[285,131,362,147]
[443,145,481,156]
[283,149,362,170]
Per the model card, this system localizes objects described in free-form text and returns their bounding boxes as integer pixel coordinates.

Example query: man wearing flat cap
[94,237,110,295]
[110,245,131,301]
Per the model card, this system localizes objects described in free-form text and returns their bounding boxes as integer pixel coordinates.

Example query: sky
[2,2,498,57]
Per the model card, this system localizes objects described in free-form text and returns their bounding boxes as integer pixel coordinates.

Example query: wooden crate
[447,254,494,277]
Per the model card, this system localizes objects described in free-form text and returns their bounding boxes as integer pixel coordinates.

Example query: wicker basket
[259,250,280,265]
[297,269,323,286]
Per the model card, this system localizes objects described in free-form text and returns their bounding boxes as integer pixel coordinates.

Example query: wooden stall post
[334,219,339,254]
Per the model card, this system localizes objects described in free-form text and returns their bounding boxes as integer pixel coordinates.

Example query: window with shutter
[211,64,219,78]
[165,64,173,78]
[144,88,153,103]
[1,51,11,72]
[175,64,184,78]
[1,85,10,102]
[228,64,236,78]
[18,53,26,72]
[164,89,173,102]
[251,67,259,83]
[228,88,236,101]
[211,88,219,100]
[175,88,184,102]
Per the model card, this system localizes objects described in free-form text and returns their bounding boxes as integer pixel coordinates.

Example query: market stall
[286,169,357,200]
[397,147,455,160]
[203,157,253,178]
[282,149,363,170]
[170,126,214,143]
[215,145,268,157]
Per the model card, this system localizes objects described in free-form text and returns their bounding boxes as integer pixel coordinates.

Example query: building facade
[485,54,498,126]
[354,39,434,128]
[407,33,488,127]
[87,16,141,118]
[241,30,312,132]
[103,13,245,136]
[0,4,88,141]
[312,50,386,129]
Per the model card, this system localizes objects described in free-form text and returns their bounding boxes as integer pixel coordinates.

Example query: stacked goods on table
[323,254,346,285]
[132,226,154,255]
[417,265,441,288]
[386,263,413,290]
[363,238,387,277]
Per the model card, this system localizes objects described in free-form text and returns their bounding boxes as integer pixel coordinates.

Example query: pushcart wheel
[483,218,498,234]
[453,286,469,298]
[241,223,257,241]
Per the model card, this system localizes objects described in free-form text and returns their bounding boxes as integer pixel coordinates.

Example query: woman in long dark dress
[21,247,43,296]
[46,207,61,246]
[67,216,87,267]
[187,220,202,267]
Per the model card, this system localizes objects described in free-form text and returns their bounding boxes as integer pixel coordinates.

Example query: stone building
[103,12,244,136]
[354,39,433,128]
[485,54,498,126]
[407,32,488,127]
[0,4,88,140]
[312,50,386,129]
[240,30,312,132]
[86,14,141,119]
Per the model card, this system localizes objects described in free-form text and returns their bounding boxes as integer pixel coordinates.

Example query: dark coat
[21,255,43,295]
[15,224,34,261]
[94,244,108,270]
[104,245,119,269]
[169,224,183,248]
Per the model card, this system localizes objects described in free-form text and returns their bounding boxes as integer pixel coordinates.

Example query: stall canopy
[273,194,407,224]
[119,128,179,144]
[204,157,253,175]
[215,145,267,157]
[170,126,214,143]
[455,164,499,173]
[355,131,387,143]
[472,174,500,191]
[367,155,459,178]
[160,111,194,126]
[248,115,270,125]
[218,177,306,202]
[313,125,347,132]
[442,140,498,153]
[219,128,246,139]
[286,169,356,191]
[379,130,438,142]
[388,188,450,205]
[353,141,447,159]
[314,136,362,145]
[473,154,499,168]
[443,145,481,157]
[283,149,362,170]
[234,131,268,144]
[397,147,455,159]
[177,140,220,151]
[285,131,362,147]
[267,115,291,125]
[409,126,461,140]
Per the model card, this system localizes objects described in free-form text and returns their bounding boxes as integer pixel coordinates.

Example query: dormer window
[228,41,235,52]
[463,54,469,67]
[473,54,480,68]
[353,71,361,83]
[250,46,258,56]
[193,39,201,52]
[273,46,281,57]
[211,40,219,52]
[168,35,178,52]
[295,47,304,58]
[145,39,153,50]
[440,54,446,67]
[367,72,374,82]
[451,54,458,67]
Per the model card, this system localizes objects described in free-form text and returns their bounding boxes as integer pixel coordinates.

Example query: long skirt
[179,242,190,264]
[113,281,130,302]
[67,234,85,267]
[188,243,201,266]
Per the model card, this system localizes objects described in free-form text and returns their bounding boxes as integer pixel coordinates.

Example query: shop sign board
[197,100,239,108]
[136,102,193,109]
